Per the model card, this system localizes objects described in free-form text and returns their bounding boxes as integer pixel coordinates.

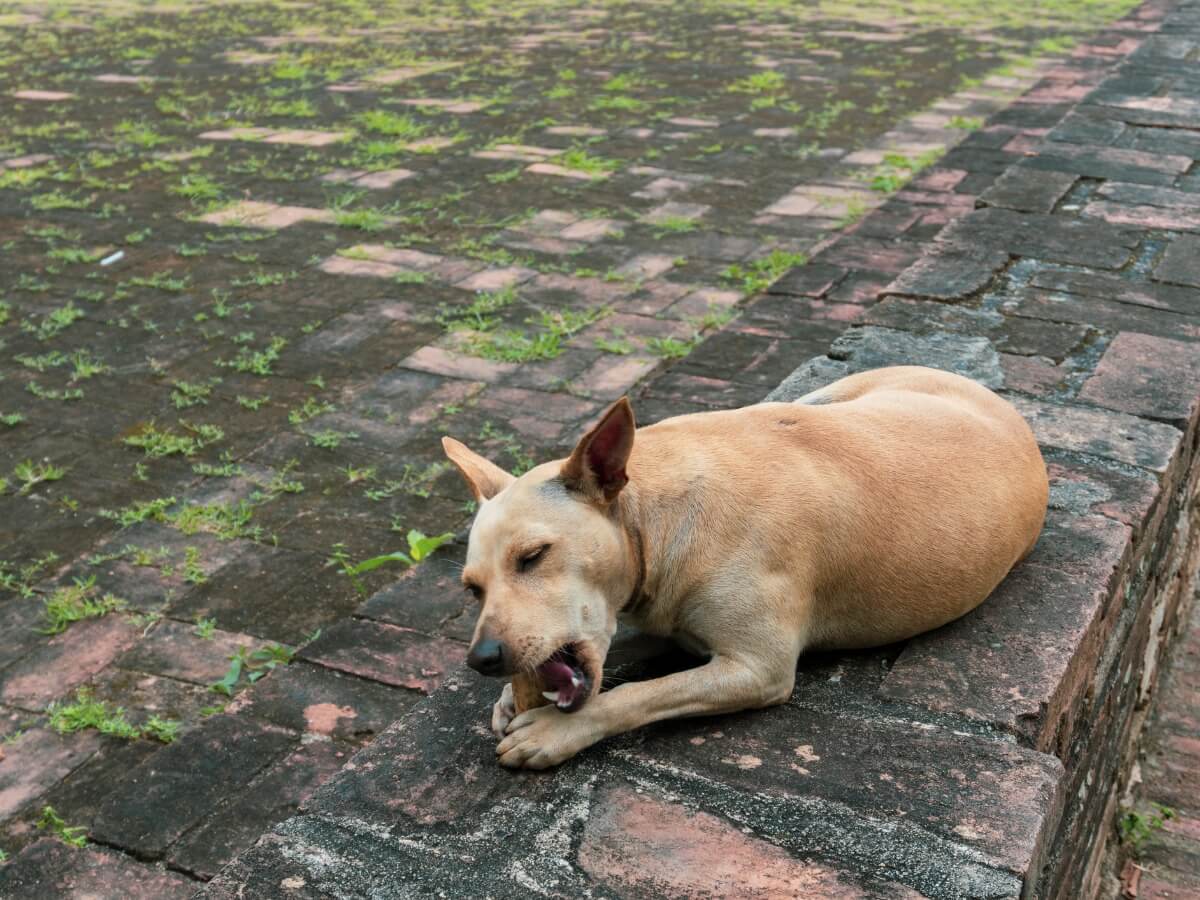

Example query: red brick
[298,619,465,693]
[1078,332,1200,428]
[578,785,918,899]
[0,839,196,898]
[116,618,258,685]
[0,616,143,709]
[0,728,101,819]
[168,739,352,878]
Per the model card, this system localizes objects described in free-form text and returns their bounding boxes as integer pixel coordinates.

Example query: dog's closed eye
[518,544,550,573]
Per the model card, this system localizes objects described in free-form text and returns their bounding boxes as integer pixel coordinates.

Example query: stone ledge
[204,1,1200,896]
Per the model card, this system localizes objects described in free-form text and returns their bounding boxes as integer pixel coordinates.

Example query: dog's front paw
[496,705,603,770]
[490,682,516,739]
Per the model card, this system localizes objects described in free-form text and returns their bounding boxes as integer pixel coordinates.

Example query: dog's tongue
[537,657,588,712]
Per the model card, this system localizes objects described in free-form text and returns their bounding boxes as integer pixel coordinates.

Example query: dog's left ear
[562,397,635,502]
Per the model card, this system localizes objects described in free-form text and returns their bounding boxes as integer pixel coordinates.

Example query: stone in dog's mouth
[536,643,591,713]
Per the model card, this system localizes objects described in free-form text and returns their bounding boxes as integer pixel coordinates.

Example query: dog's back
[628,366,1048,649]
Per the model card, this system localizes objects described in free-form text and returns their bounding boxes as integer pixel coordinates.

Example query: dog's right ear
[561,396,636,503]
[441,437,515,502]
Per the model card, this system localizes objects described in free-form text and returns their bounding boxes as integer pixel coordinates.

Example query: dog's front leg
[496,653,794,770]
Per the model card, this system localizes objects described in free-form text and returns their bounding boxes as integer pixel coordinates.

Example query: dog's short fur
[443,365,1048,769]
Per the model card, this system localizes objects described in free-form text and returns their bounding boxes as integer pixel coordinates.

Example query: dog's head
[442,398,638,713]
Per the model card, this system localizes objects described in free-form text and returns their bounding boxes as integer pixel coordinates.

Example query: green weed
[39,576,127,634]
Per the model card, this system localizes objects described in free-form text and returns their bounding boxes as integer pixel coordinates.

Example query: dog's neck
[615,491,648,617]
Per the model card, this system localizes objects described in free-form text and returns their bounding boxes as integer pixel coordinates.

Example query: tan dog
[442,365,1048,769]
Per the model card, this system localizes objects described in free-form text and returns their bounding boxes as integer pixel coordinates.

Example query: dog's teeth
[570,675,582,687]
[542,690,558,702]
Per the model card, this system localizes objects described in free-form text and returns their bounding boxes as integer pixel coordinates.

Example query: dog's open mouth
[536,643,592,713]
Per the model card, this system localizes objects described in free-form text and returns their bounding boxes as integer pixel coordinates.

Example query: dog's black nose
[467,638,509,676]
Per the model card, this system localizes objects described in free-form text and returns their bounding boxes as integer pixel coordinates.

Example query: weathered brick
[766,262,848,298]
[0,616,143,710]
[90,715,295,857]
[578,785,915,899]
[978,165,1078,213]
[0,839,196,899]
[829,326,1004,388]
[168,739,352,879]
[1003,288,1200,343]
[1083,200,1200,233]
[116,618,258,685]
[226,661,420,740]
[354,547,472,645]
[1154,234,1200,288]
[1028,267,1200,318]
[938,206,1137,269]
[1020,141,1191,185]
[298,619,465,693]
[1008,394,1182,472]
[1043,452,1160,540]
[1078,331,1200,427]
[883,243,1010,300]
[0,728,101,820]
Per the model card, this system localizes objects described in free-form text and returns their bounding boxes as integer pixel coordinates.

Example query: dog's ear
[441,437,515,502]
[562,397,636,502]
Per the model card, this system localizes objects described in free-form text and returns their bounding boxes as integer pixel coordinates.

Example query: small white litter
[99,250,125,266]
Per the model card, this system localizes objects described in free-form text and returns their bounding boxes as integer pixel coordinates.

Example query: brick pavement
[186,0,1200,896]
[0,0,1186,894]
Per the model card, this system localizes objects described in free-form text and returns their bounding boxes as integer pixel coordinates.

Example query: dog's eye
[518,544,550,572]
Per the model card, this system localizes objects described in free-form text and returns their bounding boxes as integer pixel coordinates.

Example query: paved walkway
[191,0,1200,888]
[0,0,1172,892]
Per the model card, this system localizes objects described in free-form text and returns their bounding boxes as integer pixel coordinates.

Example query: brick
[0,840,195,899]
[7,736,160,851]
[828,326,1004,388]
[978,165,1078,213]
[578,785,908,899]
[1082,200,1200,233]
[0,728,101,819]
[1078,332,1200,427]
[883,244,1010,300]
[116,619,258,685]
[0,598,44,671]
[815,236,921,275]
[1004,288,1200,343]
[0,616,143,710]
[399,345,518,382]
[165,545,360,644]
[938,206,1138,269]
[576,354,659,400]
[88,669,212,733]
[226,661,420,740]
[1095,181,1200,210]
[168,739,352,879]
[356,541,474,641]
[454,266,537,292]
[11,89,74,101]
[299,619,464,693]
[881,512,1131,750]
[91,715,295,857]
[1043,453,1160,539]
[1000,353,1069,397]
[766,262,847,298]
[1027,268,1200,318]
[1008,394,1182,473]
[1154,235,1200,288]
